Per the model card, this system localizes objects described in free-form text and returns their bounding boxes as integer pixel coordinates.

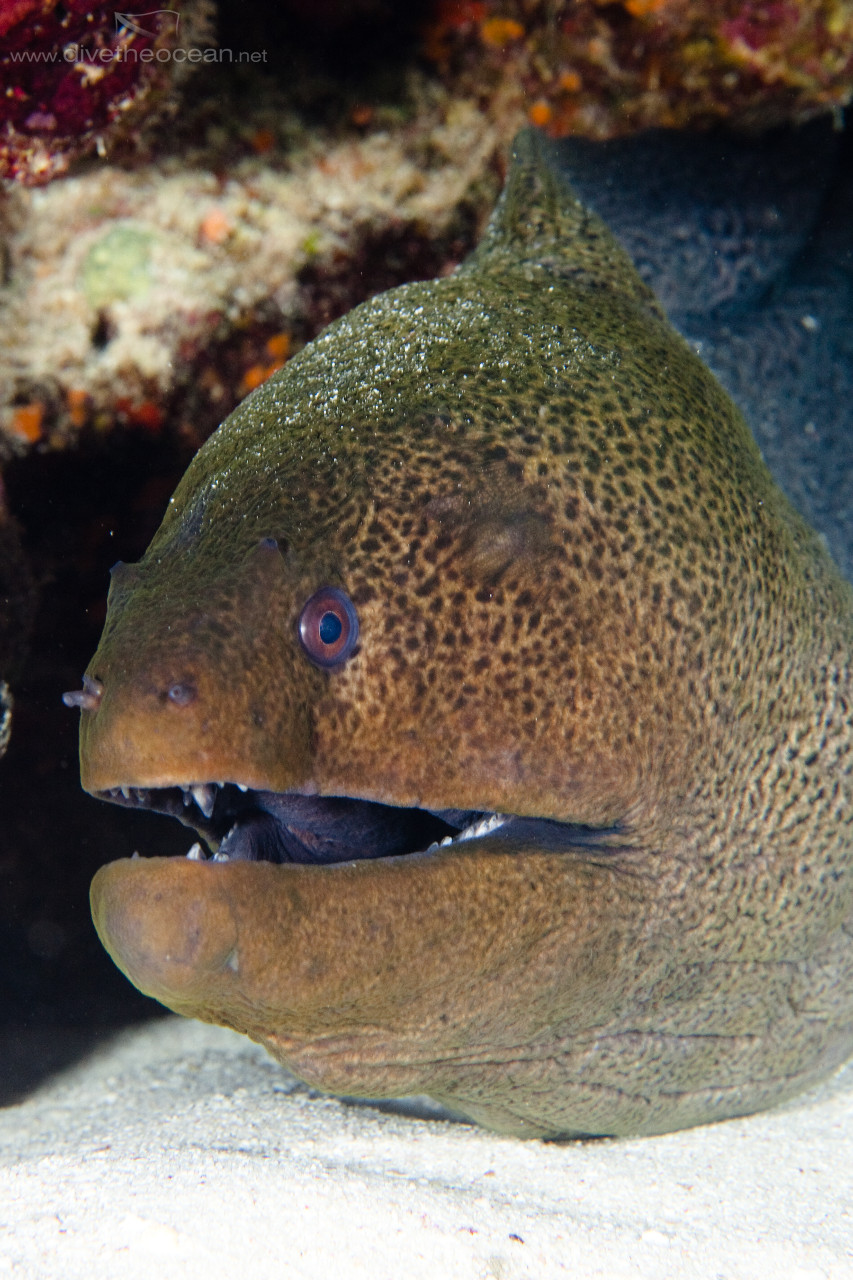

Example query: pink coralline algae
[0,0,209,183]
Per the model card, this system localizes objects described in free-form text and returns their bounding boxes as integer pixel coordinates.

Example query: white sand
[0,1017,851,1279]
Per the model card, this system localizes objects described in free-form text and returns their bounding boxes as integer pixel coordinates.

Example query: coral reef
[0,0,214,183]
[0,80,508,456]
[6,0,851,192]
[430,0,853,136]
[3,2,853,455]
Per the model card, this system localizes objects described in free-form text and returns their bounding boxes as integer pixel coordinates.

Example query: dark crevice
[1,433,193,1052]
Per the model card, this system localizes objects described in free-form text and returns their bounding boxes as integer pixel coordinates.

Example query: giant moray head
[70,381,650,871]
[69,256,730,870]
[69,177,769,880]
[68,128,774,873]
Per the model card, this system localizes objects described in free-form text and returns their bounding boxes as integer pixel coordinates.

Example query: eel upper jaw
[95,780,615,866]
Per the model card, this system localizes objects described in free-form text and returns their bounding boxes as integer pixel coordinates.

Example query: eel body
[74,130,853,1138]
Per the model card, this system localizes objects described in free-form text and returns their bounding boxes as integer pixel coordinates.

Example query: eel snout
[91,857,240,1014]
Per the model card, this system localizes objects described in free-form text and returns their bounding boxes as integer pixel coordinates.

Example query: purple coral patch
[0,0,177,182]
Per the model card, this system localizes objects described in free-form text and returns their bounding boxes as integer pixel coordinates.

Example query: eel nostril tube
[62,674,104,712]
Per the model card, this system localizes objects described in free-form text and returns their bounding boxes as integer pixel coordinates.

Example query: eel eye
[167,682,196,707]
[298,586,359,669]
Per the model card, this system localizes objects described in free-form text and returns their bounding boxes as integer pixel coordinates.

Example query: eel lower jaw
[94,782,612,866]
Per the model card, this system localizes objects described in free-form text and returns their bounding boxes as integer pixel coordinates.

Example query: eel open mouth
[96,782,605,865]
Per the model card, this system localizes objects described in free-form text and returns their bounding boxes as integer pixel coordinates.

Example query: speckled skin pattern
[553,121,853,585]
[83,130,853,1138]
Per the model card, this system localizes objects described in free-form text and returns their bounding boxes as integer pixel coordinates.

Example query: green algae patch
[81,226,154,309]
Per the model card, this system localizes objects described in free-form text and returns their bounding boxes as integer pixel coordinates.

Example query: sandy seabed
[0,1017,851,1280]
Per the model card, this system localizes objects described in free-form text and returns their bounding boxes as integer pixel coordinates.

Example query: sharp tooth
[182,789,192,807]
[186,842,206,861]
[236,784,248,793]
[213,850,230,862]
[120,786,131,800]
[191,784,216,818]
[457,813,508,843]
[440,835,452,846]
[131,851,140,860]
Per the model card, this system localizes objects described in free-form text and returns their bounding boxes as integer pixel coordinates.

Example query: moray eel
[70,130,853,1138]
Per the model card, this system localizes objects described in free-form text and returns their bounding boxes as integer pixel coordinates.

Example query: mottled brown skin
[83,131,853,1137]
